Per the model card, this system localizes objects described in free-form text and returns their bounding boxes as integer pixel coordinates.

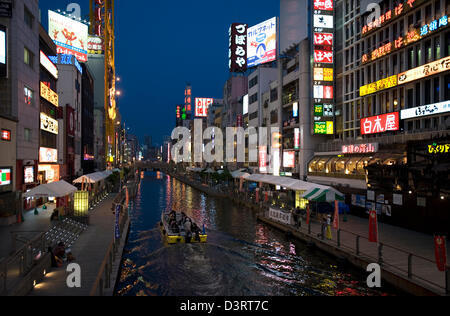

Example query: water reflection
[115,172,399,296]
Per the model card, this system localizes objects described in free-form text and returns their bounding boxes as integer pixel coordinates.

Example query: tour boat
[160,211,207,244]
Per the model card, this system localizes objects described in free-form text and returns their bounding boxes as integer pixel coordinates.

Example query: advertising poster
[247,17,277,68]
[48,10,88,62]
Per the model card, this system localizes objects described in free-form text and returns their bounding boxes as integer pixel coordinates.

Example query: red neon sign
[314,0,334,11]
[314,33,333,46]
[1,129,11,141]
[361,112,400,135]
[314,50,333,64]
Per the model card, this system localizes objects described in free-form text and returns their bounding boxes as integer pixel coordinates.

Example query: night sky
[39,0,280,146]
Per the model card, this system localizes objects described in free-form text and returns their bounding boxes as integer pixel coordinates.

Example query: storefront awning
[73,171,112,184]
[231,169,251,179]
[23,180,77,198]
[245,174,344,202]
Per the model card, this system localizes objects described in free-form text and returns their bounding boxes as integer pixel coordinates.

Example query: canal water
[115,171,400,296]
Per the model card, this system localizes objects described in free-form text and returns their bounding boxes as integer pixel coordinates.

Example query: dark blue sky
[40,0,280,146]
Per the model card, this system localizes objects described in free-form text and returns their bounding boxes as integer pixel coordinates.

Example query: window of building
[24,47,33,68]
[416,46,422,66]
[415,82,421,107]
[24,128,31,142]
[407,88,414,108]
[400,88,405,109]
[249,93,258,104]
[270,88,278,102]
[425,80,431,105]
[415,9,422,25]
[24,6,34,29]
[435,0,441,16]
[24,86,33,105]
[435,37,441,59]
[445,75,450,100]
[408,48,414,68]
[434,77,440,103]
[425,40,432,63]
[249,76,258,89]
[425,5,432,24]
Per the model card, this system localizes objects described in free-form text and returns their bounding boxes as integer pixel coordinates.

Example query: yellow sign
[428,143,450,154]
[314,68,334,82]
[360,75,398,97]
[40,82,59,107]
[40,113,58,135]
[398,56,450,85]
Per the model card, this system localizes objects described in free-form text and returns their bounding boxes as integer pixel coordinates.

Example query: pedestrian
[326,214,333,240]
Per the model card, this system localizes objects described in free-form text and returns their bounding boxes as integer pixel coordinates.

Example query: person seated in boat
[192,222,201,241]
[169,218,180,233]
[184,218,192,243]
[169,210,177,221]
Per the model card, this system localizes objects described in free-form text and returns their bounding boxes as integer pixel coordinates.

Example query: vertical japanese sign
[312,0,335,135]
[259,146,267,173]
[229,23,248,72]
[368,210,379,243]
[185,85,192,113]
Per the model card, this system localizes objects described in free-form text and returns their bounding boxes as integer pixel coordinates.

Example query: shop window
[357,159,370,174]
[335,159,346,173]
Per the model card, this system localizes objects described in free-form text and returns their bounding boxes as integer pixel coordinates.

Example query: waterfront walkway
[258,212,449,296]
[28,194,126,296]
[0,204,57,261]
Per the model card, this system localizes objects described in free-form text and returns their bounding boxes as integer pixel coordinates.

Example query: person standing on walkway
[326,214,333,240]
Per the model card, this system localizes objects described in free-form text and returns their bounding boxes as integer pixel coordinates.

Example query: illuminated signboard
[1,129,11,141]
[342,143,379,154]
[314,121,334,135]
[362,0,426,37]
[314,33,333,46]
[195,98,213,117]
[176,106,181,119]
[243,94,249,115]
[259,146,267,173]
[229,23,248,73]
[0,168,11,186]
[40,113,59,135]
[48,10,88,62]
[313,15,333,29]
[24,166,34,184]
[38,165,60,183]
[293,102,298,118]
[312,0,335,136]
[39,147,58,163]
[294,128,300,150]
[428,143,450,154]
[40,51,58,79]
[314,50,333,64]
[314,0,334,11]
[0,25,6,77]
[401,101,450,120]
[362,15,449,64]
[87,36,104,55]
[247,17,277,68]
[185,86,192,112]
[40,82,59,107]
[50,54,82,74]
[398,56,450,85]
[314,85,334,99]
[361,112,400,135]
[283,151,296,168]
[314,68,333,81]
[360,75,398,97]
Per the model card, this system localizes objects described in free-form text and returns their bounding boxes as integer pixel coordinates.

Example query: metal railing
[90,190,130,296]
[261,210,450,295]
[0,232,48,296]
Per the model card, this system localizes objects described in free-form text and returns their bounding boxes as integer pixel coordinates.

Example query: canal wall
[257,216,438,296]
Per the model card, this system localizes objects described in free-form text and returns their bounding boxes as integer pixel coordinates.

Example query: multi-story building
[37,24,59,203]
[81,63,95,174]
[53,54,83,181]
[0,0,39,222]
[309,0,450,234]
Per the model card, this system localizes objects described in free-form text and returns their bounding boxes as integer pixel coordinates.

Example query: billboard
[314,15,334,29]
[401,101,450,120]
[360,75,398,97]
[88,36,104,55]
[229,23,248,72]
[48,10,88,62]
[40,82,59,107]
[0,168,11,186]
[398,56,450,85]
[314,0,334,11]
[39,147,58,163]
[40,113,59,135]
[247,17,277,68]
[0,25,6,77]
[243,94,249,115]
[361,112,400,135]
[40,51,58,79]
[283,151,296,168]
[195,98,213,117]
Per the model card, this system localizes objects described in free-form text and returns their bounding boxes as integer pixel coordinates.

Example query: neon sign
[398,56,450,85]
[360,75,398,97]
[40,82,59,107]
[361,112,400,135]
[342,143,379,154]
[428,143,450,154]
